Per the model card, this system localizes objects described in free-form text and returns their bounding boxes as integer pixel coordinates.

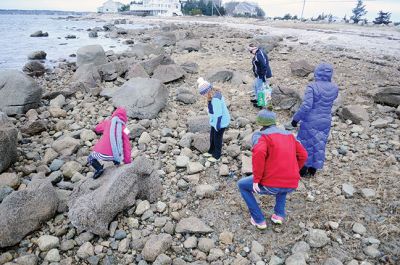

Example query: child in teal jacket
[197,77,230,162]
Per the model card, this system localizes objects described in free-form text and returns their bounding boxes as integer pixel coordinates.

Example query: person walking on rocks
[238,108,307,229]
[88,107,132,179]
[248,43,272,107]
[290,63,338,177]
[197,77,230,163]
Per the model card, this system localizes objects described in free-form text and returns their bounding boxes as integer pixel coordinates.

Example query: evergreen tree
[255,7,265,18]
[373,11,392,25]
[351,0,367,24]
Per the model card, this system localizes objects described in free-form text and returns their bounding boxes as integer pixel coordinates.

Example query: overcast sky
[0,0,399,21]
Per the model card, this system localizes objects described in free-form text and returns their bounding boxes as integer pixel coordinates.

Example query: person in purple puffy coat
[291,63,339,177]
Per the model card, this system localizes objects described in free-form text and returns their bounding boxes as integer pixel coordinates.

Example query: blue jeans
[253,78,264,99]
[237,176,294,223]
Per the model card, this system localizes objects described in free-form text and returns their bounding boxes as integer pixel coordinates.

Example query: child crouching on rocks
[197,77,230,163]
[87,107,132,179]
[238,107,307,229]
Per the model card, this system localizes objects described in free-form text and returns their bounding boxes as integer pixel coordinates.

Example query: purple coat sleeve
[293,85,314,122]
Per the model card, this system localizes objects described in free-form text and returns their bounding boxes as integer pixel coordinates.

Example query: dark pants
[208,127,225,159]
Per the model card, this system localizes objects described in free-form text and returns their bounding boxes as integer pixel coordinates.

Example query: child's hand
[253,183,261,194]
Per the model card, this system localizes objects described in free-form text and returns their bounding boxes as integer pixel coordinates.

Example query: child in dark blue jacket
[248,43,272,107]
[197,77,230,162]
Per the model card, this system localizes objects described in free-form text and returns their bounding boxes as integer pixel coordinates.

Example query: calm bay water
[0,14,147,70]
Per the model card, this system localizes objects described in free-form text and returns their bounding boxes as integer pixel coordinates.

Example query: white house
[233,2,258,17]
[97,0,124,13]
[129,0,182,16]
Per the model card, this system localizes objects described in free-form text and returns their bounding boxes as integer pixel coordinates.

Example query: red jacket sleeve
[122,125,132,164]
[94,120,106,134]
[295,139,308,169]
[252,136,268,184]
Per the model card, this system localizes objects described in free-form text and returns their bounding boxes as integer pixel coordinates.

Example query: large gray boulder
[253,35,283,52]
[0,180,59,247]
[153,32,177,47]
[271,86,302,112]
[207,69,234,83]
[23,61,46,77]
[129,43,164,59]
[125,64,149,80]
[111,78,168,119]
[140,54,175,76]
[0,70,42,115]
[152,64,185,83]
[142,234,173,262]
[0,114,18,173]
[177,39,201,52]
[373,86,400,107]
[290,60,315,77]
[340,105,369,124]
[187,116,210,133]
[76,45,107,67]
[68,156,163,236]
[28,50,47,60]
[176,87,197,104]
[72,63,101,89]
[97,58,135,82]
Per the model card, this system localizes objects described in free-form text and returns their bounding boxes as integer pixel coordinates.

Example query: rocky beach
[0,14,399,265]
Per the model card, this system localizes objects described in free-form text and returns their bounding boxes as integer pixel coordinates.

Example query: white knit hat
[197,77,212,95]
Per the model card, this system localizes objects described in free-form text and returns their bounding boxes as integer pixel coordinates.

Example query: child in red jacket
[238,108,307,229]
[87,107,132,179]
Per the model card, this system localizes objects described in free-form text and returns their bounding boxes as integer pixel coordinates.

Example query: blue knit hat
[197,77,212,95]
[256,109,276,127]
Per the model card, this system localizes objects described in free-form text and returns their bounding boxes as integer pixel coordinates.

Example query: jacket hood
[314,63,333,82]
[112,107,128,123]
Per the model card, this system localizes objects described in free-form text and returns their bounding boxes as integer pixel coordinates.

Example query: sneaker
[250,217,267,230]
[203,152,212,157]
[207,157,219,163]
[271,214,284,225]
[250,99,257,103]
[93,168,105,179]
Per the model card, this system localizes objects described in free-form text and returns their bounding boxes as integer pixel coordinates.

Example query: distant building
[233,2,258,17]
[129,0,182,16]
[97,0,124,13]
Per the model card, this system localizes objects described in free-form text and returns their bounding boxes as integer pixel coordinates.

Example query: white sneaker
[207,157,219,163]
[203,153,212,157]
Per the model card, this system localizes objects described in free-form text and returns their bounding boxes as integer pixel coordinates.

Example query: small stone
[187,162,204,174]
[138,132,152,145]
[156,201,167,213]
[0,252,12,264]
[307,229,330,248]
[251,240,265,255]
[285,252,306,265]
[61,240,75,251]
[328,221,339,230]
[269,255,284,265]
[37,235,60,251]
[118,238,130,253]
[361,188,376,198]
[45,249,61,262]
[114,230,127,240]
[363,246,380,258]
[183,236,197,249]
[342,183,355,198]
[207,248,224,262]
[195,184,216,198]
[135,200,151,215]
[176,155,189,168]
[219,231,234,244]
[347,260,359,265]
[323,257,343,265]
[14,254,38,265]
[77,242,94,259]
[291,241,310,254]
[142,233,173,262]
[198,237,215,253]
[0,172,20,189]
[219,164,229,176]
[352,222,366,235]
